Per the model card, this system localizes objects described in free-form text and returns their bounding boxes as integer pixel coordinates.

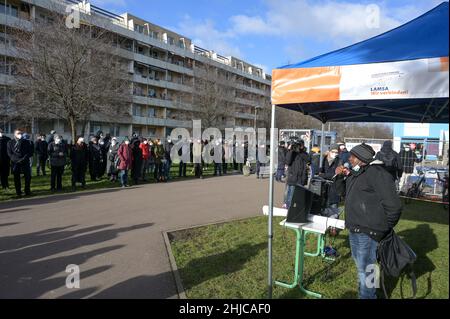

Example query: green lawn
[170,200,449,299]
[0,161,223,202]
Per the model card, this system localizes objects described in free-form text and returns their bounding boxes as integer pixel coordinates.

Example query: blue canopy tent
[267,2,449,298]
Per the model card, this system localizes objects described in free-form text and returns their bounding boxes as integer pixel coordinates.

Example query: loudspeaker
[286,186,313,223]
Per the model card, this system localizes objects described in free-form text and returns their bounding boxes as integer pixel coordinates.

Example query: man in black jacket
[375,140,403,189]
[319,144,341,212]
[335,143,402,299]
[0,128,11,190]
[48,135,68,192]
[35,134,48,176]
[7,129,33,197]
[283,139,310,208]
[88,137,102,181]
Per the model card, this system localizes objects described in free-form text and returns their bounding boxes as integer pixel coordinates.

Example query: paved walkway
[0,174,285,299]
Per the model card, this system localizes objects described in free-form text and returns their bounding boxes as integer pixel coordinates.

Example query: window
[132,105,142,117]
[148,128,156,137]
[110,125,121,137]
[168,36,175,45]
[0,3,18,17]
[134,24,144,34]
[148,107,155,118]
[90,122,102,135]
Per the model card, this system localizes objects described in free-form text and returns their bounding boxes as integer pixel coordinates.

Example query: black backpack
[377,229,417,299]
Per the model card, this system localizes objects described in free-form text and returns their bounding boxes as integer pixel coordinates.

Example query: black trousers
[222,162,227,175]
[179,162,187,177]
[36,156,47,176]
[0,164,9,189]
[214,163,222,176]
[12,163,31,196]
[194,163,203,178]
[154,163,163,180]
[72,167,86,187]
[51,166,65,190]
[89,160,101,181]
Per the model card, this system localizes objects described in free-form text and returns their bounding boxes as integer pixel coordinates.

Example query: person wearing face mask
[117,137,133,188]
[7,129,33,197]
[107,137,120,182]
[48,135,68,192]
[139,138,150,182]
[0,128,11,190]
[70,136,89,191]
[178,138,189,178]
[398,143,422,194]
[334,143,402,299]
[35,134,48,176]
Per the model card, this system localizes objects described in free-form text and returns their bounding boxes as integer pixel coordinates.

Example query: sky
[89,0,443,74]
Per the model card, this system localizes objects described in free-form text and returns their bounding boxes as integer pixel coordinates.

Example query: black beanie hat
[350,143,375,163]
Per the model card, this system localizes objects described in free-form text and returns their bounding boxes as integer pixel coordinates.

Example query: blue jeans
[119,170,128,187]
[284,185,296,208]
[349,232,379,299]
[164,160,172,180]
[275,167,284,181]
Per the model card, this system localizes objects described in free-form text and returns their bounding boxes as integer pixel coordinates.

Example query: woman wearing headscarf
[117,138,133,188]
[70,136,88,191]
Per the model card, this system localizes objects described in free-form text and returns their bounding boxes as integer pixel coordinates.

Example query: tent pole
[320,123,325,168]
[268,104,276,299]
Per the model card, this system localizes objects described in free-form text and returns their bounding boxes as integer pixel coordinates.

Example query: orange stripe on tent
[440,57,449,72]
[271,66,342,105]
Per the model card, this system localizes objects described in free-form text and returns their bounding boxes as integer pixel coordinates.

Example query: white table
[263,205,345,298]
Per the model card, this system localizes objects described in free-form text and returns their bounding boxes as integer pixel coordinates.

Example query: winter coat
[277,146,287,169]
[106,143,120,174]
[88,143,103,164]
[375,141,403,180]
[335,160,402,241]
[70,143,89,172]
[154,144,165,164]
[35,140,48,159]
[0,135,11,170]
[399,149,422,174]
[7,138,33,164]
[140,143,150,160]
[320,155,341,205]
[164,142,174,161]
[118,143,133,170]
[48,142,68,167]
[285,149,309,186]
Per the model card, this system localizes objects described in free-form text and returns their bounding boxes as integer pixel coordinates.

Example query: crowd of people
[0,128,269,198]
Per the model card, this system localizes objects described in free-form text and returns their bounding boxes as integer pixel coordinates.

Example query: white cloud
[176,16,243,58]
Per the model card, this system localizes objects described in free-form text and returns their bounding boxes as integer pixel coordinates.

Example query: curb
[162,215,261,300]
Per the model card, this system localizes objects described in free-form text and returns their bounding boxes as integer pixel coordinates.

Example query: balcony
[132,116,192,128]
[132,74,193,93]
[235,97,260,108]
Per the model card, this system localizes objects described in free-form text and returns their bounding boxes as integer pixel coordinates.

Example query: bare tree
[192,63,236,131]
[12,10,132,142]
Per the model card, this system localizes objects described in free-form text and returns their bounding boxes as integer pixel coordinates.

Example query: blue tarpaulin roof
[278,2,449,69]
[274,2,449,124]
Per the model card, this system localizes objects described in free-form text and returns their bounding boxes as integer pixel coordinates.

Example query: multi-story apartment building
[0,0,272,140]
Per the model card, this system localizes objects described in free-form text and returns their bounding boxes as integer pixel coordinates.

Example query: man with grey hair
[7,129,33,197]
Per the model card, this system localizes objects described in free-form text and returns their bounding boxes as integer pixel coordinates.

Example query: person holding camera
[283,139,310,209]
[334,143,402,299]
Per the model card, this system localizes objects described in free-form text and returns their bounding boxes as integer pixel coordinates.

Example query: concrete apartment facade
[0,0,272,140]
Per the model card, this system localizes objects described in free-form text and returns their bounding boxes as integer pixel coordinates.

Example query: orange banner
[271,66,342,105]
